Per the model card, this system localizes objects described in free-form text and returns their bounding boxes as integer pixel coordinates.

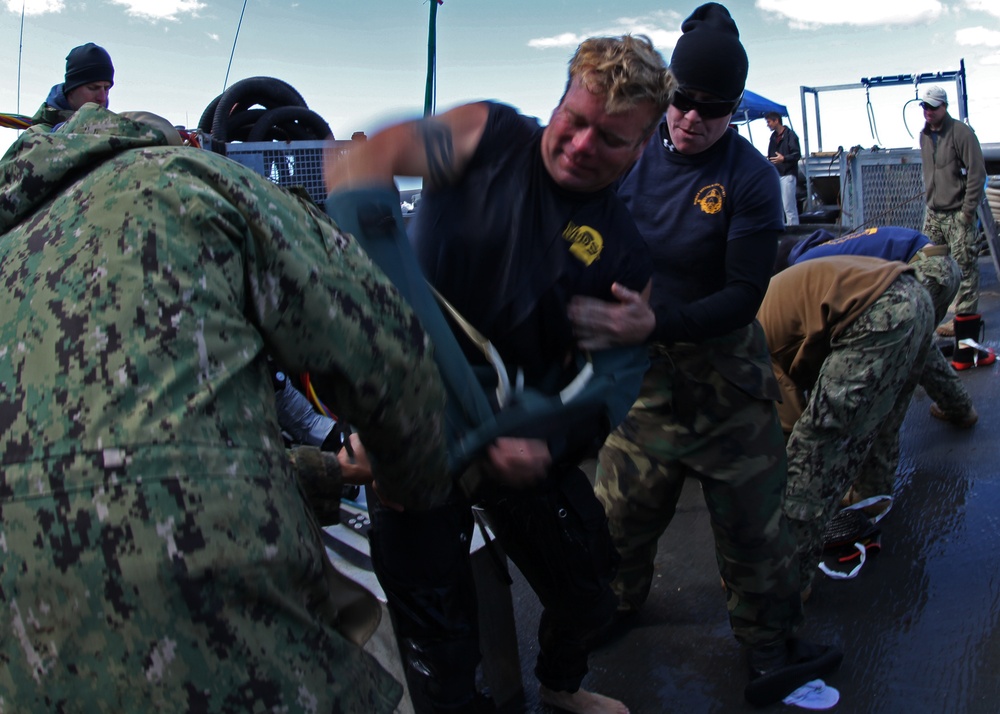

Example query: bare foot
[538,684,629,714]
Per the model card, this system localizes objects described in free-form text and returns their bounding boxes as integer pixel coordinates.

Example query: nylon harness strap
[325,186,645,478]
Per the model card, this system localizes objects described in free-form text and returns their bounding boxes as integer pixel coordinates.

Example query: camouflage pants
[924,207,979,314]
[595,329,802,647]
[912,252,973,416]
[784,274,934,590]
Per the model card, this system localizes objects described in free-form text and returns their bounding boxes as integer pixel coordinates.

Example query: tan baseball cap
[921,86,948,108]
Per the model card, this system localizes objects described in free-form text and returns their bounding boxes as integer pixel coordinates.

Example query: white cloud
[4,0,65,15]
[528,32,583,50]
[623,26,681,53]
[957,26,1000,47]
[755,0,945,29]
[106,0,205,22]
[4,0,204,19]
[965,0,1000,20]
[527,11,681,54]
[207,32,219,42]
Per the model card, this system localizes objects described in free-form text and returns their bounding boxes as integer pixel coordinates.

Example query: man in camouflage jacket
[0,105,449,713]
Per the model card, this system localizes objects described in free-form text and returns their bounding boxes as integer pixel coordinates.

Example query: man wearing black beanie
[669,1,748,103]
[30,42,115,131]
[569,2,844,707]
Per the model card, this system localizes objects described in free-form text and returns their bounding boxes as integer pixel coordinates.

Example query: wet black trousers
[368,466,620,713]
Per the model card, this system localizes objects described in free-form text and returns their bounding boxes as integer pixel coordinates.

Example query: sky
[3,0,1000,162]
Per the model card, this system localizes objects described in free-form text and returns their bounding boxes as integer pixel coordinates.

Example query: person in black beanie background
[30,42,115,131]
[568,2,844,707]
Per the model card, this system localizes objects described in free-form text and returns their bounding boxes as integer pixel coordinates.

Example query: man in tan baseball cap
[919,84,987,338]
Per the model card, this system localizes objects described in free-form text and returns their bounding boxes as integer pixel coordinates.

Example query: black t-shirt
[411,102,651,386]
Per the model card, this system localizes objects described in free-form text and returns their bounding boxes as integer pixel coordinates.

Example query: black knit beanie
[670,3,748,101]
[64,43,115,94]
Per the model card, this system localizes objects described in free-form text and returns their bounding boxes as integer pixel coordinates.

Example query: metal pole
[424,0,439,116]
[957,58,968,122]
[800,86,812,205]
[813,91,824,152]
[224,0,249,93]
[17,0,25,115]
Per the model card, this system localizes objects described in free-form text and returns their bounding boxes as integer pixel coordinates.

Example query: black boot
[744,638,843,707]
[951,312,996,370]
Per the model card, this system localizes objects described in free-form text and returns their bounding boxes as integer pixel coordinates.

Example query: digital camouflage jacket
[0,105,448,712]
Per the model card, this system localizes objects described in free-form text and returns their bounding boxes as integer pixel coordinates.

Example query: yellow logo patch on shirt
[563,221,603,266]
[828,227,877,245]
[693,183,726,215]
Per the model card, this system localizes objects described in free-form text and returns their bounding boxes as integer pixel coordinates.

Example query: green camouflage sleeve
[176,150,451,510]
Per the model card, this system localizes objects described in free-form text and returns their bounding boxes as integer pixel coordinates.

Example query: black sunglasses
[920,101,941,111]
[671,90,741,119]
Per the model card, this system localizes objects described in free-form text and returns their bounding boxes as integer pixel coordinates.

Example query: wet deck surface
[502,255,1000,714]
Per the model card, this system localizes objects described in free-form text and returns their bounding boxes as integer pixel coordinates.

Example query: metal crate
[840,148,926,232]
[219,139,354,209]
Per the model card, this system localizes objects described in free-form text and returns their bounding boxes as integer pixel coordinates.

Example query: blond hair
[566,35,674,118]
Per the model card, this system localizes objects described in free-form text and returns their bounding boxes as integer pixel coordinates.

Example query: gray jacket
[920,112,986,217]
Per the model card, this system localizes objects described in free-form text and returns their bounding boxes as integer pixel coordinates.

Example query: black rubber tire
[246,106,333,142]
[224,108,268,143]
[211,77,308,143]
[199,106,267,149]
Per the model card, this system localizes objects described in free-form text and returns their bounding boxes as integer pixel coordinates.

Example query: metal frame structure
[798,60,968,202]
[980,194,1000,280]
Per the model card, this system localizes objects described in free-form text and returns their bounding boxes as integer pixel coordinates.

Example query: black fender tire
[246,106,333,142]
[211,77,308,143]
[224,108,269,143]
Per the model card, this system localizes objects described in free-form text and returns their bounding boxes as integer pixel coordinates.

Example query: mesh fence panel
[221,140,353,209]
[840,149,926,232]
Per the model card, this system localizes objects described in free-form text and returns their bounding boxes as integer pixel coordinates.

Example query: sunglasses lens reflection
[672,92,737,119]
